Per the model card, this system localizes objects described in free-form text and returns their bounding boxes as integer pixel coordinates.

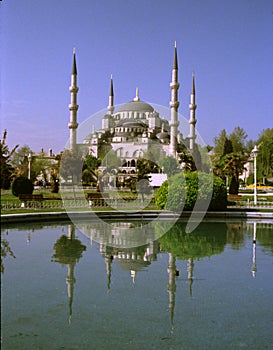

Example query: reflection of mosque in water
[53,220,271,328]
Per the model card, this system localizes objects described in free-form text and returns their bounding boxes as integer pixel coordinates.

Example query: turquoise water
[1,219,273,350]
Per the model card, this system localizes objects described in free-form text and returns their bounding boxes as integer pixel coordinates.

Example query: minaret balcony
[69,86,79,93]
[169,101,180,109]
[68,122,79,129]
[69,104,79,111]
[169,82,180,89]
[189,103,197,110]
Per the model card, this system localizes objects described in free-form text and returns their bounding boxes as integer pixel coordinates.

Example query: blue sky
[1,0,272,153]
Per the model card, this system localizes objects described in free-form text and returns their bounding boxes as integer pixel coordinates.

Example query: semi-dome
[116,119,147,128]
[117,100,154,113]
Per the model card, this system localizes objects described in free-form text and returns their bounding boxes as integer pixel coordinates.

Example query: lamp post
[252,145,258,205]
[27,153,32,180]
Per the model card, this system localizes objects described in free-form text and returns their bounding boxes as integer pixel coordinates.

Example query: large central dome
[117,100,154,113]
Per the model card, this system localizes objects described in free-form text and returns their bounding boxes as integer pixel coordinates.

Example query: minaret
[68,48,79,151]
[189,72,197,151]
[169,42,180,157]
[107,74,114,114]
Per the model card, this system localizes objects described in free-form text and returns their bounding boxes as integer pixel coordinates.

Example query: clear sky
[1,0,272,153]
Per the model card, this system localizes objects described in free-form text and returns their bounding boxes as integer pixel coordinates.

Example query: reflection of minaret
[52,224,86,325]
[67,224,76,324]
[131,270,136,283]
[167,253,177,334]
[105,254,113,293]
[252,222,257,278]
[66,262,76,324]
[187,258,194,297]
[68,224,76,239]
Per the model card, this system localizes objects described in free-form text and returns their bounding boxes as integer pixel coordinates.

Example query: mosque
[68,43,197,173]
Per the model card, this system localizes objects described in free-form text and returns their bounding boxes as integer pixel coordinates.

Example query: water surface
[1,219,273,349]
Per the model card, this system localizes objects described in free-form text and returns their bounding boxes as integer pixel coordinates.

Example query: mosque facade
[68,44,197,174]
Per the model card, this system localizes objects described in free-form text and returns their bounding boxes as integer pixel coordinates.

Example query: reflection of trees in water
[52,234,86,264]
[1,238,16,273]
[226,223,245,249]
[159,221,227,259]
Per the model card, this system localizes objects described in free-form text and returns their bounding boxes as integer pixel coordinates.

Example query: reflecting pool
[1,219,273,349]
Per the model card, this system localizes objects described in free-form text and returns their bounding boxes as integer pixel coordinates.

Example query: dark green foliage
[208,176,228,210]
[229,175,239,195]
[223,138,233,155]
[11,176,33,197]
[155,171,227,212]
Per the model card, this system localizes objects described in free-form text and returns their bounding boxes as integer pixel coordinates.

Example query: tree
[136,157,159,178]
[159,156,179,178]
[223,152,247,194]
[155,171,227,212]
[10,145,32,178]
[59,149,84,183]
[213,129,228,156]
[179,152,196,172]
[256,128,273,181]
[11,176,34,196]
[223,138,233,155]
[229,126,248,153]
[82,155,101,185]
[0,130,19,189]
[212,127,248,193]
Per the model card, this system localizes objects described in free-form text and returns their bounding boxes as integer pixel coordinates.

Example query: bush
[11,176,34,197]
[155,171,227,212]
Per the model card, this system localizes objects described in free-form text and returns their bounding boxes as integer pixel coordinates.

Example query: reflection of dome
[117,100,154,113]
[117,258,150,271]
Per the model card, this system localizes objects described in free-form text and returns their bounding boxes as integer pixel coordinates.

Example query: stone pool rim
[1,209,273,225]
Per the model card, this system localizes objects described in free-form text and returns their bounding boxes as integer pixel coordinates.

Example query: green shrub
[11,176,34,197]
[155,171,227,212]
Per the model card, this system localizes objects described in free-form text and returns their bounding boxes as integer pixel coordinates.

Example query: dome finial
[133,87,140,101]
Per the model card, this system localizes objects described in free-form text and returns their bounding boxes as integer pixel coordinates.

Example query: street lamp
[27,153,32,180]
[252,145,258,205]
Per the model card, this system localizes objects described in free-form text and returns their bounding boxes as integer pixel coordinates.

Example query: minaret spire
[68,48,79,151]
[169,41,180,157]
[107,74,115,114]
[189,72,197,151]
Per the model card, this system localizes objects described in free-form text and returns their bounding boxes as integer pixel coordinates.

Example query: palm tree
[0,130,19,189]
[223,153,246,194]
